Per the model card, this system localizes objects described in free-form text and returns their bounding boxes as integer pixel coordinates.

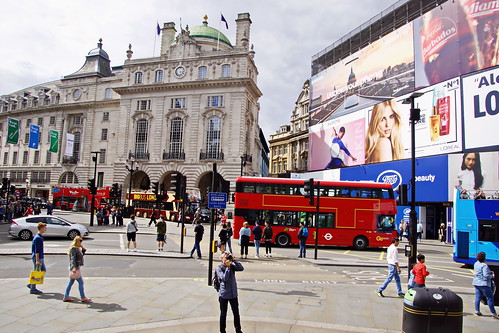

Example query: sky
[0,0,400,140]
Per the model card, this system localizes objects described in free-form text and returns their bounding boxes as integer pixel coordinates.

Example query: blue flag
[29,124,40,149]
[221,14,228,29]
[157,22,161,36]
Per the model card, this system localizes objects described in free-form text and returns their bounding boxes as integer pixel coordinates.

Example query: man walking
[252,222,262,258]
[298,222,308,258]
[29,222,47,294]
[156,215,167,251]
[376,237,404,298]
[190,220,204,259]
[216,252,244,333]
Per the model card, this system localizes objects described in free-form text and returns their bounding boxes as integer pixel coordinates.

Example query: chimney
[160,22,177,56]
[235,13,251,50]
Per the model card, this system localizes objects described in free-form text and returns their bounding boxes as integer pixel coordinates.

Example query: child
[412,254,430,288]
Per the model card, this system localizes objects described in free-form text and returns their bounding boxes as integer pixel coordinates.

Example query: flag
[49,129,59,153]
[6,118,19,144]
[157,22,161,36]
[28,124,40,149]
[65,133,74,156]
[221,14,228,29]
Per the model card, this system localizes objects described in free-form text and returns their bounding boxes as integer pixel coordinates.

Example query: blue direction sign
[208,192,227,209]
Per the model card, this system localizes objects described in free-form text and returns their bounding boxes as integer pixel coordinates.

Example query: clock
[72,89,82,100]
[174,66,186,78]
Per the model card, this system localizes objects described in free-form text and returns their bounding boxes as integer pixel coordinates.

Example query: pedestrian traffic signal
[9,185,15,194]
[304,178,315,206]
[152,182,159,196]
[1,178,8,191]
[111,183,119,197]
[87,178,97,195]
[170,173,182,199]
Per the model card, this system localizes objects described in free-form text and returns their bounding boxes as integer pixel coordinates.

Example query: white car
[9,215,90,240]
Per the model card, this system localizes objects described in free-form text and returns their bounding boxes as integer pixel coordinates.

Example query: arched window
[135,72,143,84]
[73,132,81,161]
[135,119,148,159]
[206,116,221,159]
[104,88,112,99]
[169,117,184,159]
[61,172,79,184]
[221,64,231,78]
[198,66,207,79]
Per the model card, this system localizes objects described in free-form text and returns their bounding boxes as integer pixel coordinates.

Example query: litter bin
[402,287,462,333]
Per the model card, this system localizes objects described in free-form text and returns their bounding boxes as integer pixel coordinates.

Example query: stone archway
[197,172,229,204]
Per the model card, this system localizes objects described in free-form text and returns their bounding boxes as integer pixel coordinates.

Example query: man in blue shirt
[252,222,263,258]
[325,126,357,169]
[216,252,244,333]
[29,222,47,294]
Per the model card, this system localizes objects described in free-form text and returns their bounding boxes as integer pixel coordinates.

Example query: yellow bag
[29,269,45,285]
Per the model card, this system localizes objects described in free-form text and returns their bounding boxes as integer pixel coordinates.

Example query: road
[0,211,474,291]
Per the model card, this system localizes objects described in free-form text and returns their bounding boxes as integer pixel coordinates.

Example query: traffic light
[152,182,159,196]
[111,183,119,197]
[304,178,315,206]
[87,178,97,195]
[1,178,8,191]
[9,185,15,194]
[170,173,182,199]
[397,184,408,206]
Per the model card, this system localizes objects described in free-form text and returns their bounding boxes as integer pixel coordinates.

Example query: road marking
[379,252,385,261]
[120,234,125,250]
[343,250,350,255]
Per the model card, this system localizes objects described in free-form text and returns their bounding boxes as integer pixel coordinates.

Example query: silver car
[9,215,90,240]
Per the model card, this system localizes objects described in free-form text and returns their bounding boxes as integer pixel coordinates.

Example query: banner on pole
[49,130,59,153]
[28,124,40,149]
[64,133,74,156]
[6,118,19,144]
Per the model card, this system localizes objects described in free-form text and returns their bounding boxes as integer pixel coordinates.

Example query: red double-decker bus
[233,177,398,250]
[127,191,179,221]
[52,186,120,211]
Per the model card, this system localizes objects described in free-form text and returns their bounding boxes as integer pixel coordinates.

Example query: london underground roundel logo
[376,170,402,189]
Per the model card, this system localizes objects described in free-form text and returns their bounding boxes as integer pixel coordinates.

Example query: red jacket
[412,262,429,284]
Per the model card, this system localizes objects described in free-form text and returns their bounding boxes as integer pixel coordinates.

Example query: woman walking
[126,214,138,252]
[473,252,498,319]
[63,236,91,302]
[226,221,234,253]
[239,222,251,259]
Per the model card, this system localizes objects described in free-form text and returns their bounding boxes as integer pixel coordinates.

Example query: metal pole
[409,98,418,273]
[90,151,99,226]
[314,181,320,260]
[208,163,217,286]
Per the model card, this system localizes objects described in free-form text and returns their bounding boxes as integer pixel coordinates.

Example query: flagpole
[217,13,221,52]
[153,21,158,57]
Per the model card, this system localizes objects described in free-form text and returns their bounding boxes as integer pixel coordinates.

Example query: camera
[225,254,234,262]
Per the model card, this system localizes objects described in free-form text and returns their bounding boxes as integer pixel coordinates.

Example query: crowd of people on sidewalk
[0,200,54,223]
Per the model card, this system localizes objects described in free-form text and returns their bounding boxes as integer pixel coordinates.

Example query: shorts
[156,234,166,242]
[127,232,136,242]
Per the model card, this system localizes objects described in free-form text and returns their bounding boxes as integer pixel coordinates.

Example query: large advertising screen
[461,66,499,152]
[308,77,463,171]
[414,0,499,87]
[309,22,415,126]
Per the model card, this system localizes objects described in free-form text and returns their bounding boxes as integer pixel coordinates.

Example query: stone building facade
[0,13,264,204]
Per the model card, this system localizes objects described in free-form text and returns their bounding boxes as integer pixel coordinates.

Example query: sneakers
[493,314,499,319]
[81,297,92,302]
[475,312,483,316]
[30,289,43,294]
[63,298,74,302]
[375,290,384,298]
[398,293,405,298]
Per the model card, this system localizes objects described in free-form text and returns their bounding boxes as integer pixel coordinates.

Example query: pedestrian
[376,237,404,298]
[24,204,34,216]
[219,223,228,252]
[193,208,201,225]
[298,222,308,258]
[103,206,110,225]
[473,252,499,318]
[216,251,244,333]
[126,214,138,252]
[63,236,91,302]
[239,221,251,259]
[439,222,446,243]
[412,254,430,288]
[190,219,204,259]
[148,208,157,227]
[116,207,124,226]
[111,206,116,225]
[46,202,53,215]
[252,222,262,258]
[156,215,167,251]
[96,208,103,226]
[263,220,273,257]
[28,222,47,294]
[226,221,234,253]
[416,220,423,243]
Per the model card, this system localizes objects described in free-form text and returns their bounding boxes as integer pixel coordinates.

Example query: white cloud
[0,0,398,139]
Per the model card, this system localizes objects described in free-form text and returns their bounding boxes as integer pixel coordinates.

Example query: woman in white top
[456,152,485,199]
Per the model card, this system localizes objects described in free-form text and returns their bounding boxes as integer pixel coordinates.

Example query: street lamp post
[402,92,423,274]
[126,156,138,216]
[89,151,100,226]
[240,153,252,176]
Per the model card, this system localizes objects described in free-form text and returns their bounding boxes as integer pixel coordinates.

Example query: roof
[189,20,232,47]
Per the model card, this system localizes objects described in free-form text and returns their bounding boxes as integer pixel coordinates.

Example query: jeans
[190,240,202,258]
[64,274,86,299]
[227,238,233,253]
[378,264,402,295]
[29,257,46,291]
[299,239,307,257]
[254,239,261,256]
[219,297,242,333]
[474,285,497,314]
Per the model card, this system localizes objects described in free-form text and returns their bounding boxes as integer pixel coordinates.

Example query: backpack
[302,227,309,237]
[213,270,220,291]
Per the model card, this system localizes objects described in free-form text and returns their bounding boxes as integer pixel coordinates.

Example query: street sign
[208,192,227,209]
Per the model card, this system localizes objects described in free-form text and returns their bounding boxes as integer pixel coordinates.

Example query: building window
[208,96,224,107]
[46,150,52,164]
[22,151,29,165]
[61,172,78,184]
[25,133,29,143]
[3,152,8,165]
[37,117,43,126]
[97,172,104,187]
[135,72,143,84]
[74,116,82,125]
[99,149,106,164]
[155,70,163,82]
[169,117,184,158]
[137,100,151,110]
[221,64,231,77]
[104,88,112,99]
[49,116,56,125]
[103,112,109,121]
[73,132,81,161]
[135,119,148,158]
[206,116,222,158]
[171,98,186,109]
[34,151,40,164]
[198,66,207,79]
[26,119,32,127]
[101,129,108,141]
[12,152,18,165]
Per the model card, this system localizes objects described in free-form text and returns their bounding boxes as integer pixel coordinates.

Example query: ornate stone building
[268,80,309,177]
[0,13,264,204]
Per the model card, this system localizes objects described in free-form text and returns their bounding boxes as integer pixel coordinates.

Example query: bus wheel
[276,233,291,247]
[353,236,368,251]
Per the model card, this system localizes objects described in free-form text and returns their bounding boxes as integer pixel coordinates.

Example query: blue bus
[453,189,499,265]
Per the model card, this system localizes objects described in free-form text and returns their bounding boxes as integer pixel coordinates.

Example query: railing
[163,151,185,160]
[199,150,224,160]
[129,151,149,160]
[62,156,78,165]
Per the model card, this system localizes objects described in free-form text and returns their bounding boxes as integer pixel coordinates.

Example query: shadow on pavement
[239,287,319,297]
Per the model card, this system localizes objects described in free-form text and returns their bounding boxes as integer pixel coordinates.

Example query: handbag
[69,269,81,280]
[29,267,45,285]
